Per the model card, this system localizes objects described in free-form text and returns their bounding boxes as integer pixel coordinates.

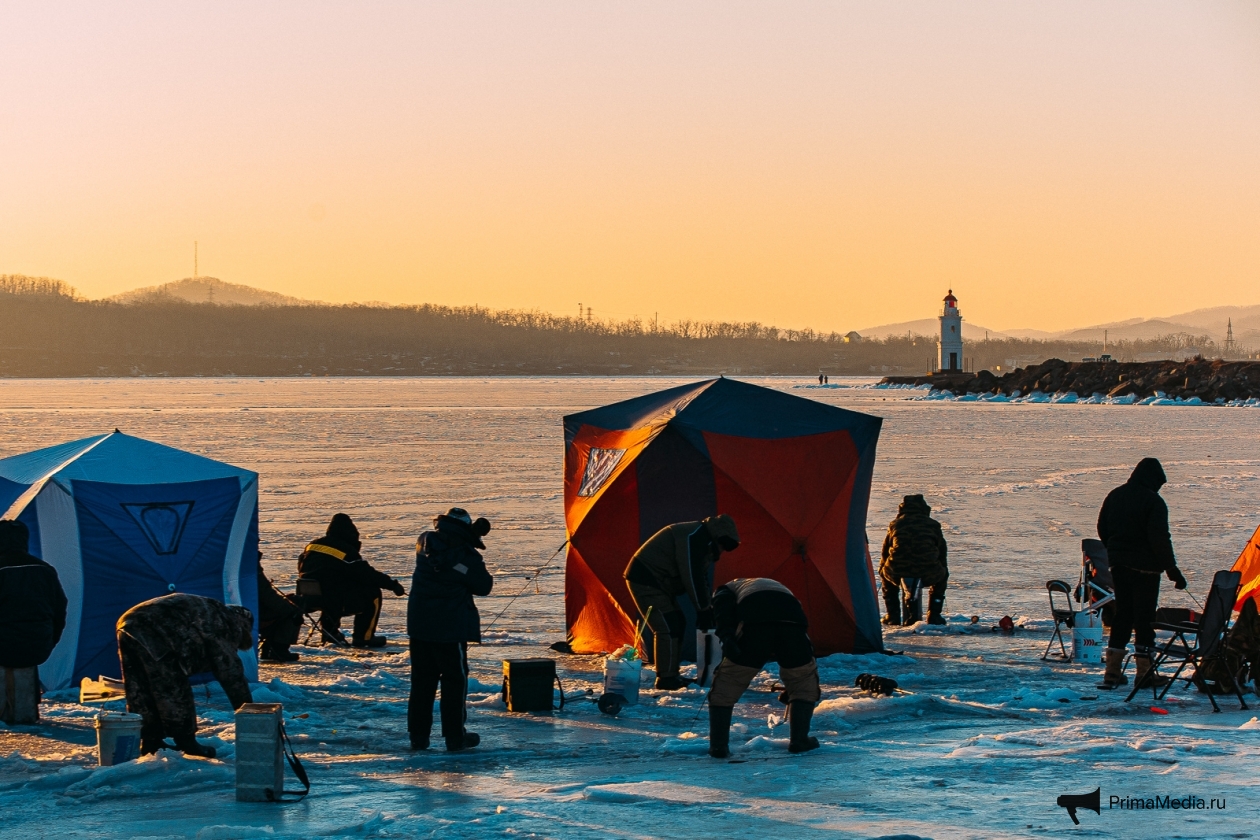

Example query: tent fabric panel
[1232,523,1260,611]
[843,432,883,652]
[634,426,717,545]
[564,546,636,654]
[676,378,883,441]
[0,477,29,517]
[0,435,109,485]
[764,553,856,655]
[226,491,261,683]
[35,483,85,691]
[55,433,255,486]
[563,424,659,535]
[563,381,715,442]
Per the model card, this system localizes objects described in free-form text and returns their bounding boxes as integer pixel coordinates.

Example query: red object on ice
[561,378,884,657]
[1150,707,1169,715]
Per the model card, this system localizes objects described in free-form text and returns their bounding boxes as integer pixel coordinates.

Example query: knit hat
[326,513,360,541]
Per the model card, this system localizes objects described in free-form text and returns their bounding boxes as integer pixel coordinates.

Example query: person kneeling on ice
[1096,458,1187,691]
[116,593,255,758]
[298,513,406,648]
[624,514,740,691]
[408,507,494,752]
[707,578,821,757]
[879,494,948,626]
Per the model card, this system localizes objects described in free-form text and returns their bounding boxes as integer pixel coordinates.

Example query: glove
[390,581,406,596]
[720,637,741,662]
[696,608,715,631]
[1168,568,1187,590]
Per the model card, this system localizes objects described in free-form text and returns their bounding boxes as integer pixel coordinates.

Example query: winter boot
[173,734,217,759]
[653,636,691,690]
[900,578,923,626]
[882,588,901,626]
[1097,647,1128,690]
[1133,650,1170,690]
[927,594,946,626]
[352,634,387,649]
[260,642,299,663]
[709,705,733,758]
[446,730,481,752]
[139,722,169,756]
[787,700,820,754]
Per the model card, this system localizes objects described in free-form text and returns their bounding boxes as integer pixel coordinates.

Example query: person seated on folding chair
[879,495,948,625]
[1096,458,1188,690]
[297,513,405,648]
[257,561,303,663]
[707,578,821,758]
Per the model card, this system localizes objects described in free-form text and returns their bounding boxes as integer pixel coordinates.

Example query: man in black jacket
[407,507,493,752]
[707,578,821,758]
[298,513,405,648]
[0,520,68,674]
[1097,458,1188,690]
[257,562,302,663]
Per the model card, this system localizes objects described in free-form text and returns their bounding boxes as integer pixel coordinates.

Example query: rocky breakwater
[882,358,1260,402]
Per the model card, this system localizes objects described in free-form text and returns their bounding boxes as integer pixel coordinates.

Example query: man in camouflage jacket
[879,495,949,626]
[116,593,254,757]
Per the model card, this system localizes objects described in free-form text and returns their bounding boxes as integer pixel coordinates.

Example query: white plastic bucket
[1072,610,1104,664]
[695,630,723,687]
[603,658,642,705]
[95,711,143,766]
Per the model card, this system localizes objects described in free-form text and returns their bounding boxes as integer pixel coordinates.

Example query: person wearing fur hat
[623,514,741,690]
[407,507,494,751]
[298,513,406,648]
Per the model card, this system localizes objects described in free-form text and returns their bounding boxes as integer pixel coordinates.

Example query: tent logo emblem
[121,502,195,555]
[578,448,625,497]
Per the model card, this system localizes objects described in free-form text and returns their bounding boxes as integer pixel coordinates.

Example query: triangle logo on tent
[121,501,195,555]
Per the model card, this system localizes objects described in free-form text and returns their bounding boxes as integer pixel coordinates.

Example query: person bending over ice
[879,494,949,626]
[707,578,821,757]
[1097,458,1187,690]
[298,513,406,648]
[408,507,494,751]
[116,593,254,757]
[623,515,740,690]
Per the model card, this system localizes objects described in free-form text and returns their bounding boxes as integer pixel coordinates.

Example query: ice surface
[0,376,1258,838]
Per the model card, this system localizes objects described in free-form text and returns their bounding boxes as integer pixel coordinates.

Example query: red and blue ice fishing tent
[563,378,884,657]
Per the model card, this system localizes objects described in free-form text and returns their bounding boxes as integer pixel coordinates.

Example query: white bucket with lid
[1072,610,1104,664]
[95,711,143,766]
[603,658,642,705]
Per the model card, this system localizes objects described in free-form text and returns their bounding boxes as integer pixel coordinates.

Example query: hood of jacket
[0,520,29,555]
[703,514,740,551]
[1128,458,1167,492]
[433,514,485,549]
[898,494,931,517]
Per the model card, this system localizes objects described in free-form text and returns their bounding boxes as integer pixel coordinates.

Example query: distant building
[843,331,863,343]
[939,290,963,372]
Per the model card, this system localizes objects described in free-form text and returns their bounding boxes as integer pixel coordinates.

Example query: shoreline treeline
[0,275,1237,377]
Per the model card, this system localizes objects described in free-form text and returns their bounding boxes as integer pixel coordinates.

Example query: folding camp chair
[296,578,350,647]
[1042,580,1075,660]
[1125,570,1248,712]
[1077,539,1115,622]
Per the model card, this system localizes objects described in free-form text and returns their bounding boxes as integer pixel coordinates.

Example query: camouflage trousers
[709,657,821,707]
[118,634,198,741]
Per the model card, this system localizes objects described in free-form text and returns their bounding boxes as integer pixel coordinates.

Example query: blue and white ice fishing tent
[0,432,259,690]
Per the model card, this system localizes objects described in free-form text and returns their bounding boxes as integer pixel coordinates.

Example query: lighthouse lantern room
[939,290,963,372]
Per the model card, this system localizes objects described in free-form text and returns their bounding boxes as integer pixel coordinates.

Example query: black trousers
[1108,566,1161,651]
[408,639,469,746]
[728,623,814,670]
[319,587,383,643]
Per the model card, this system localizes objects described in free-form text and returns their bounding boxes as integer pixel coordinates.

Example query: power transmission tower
[1225,318,1236,358]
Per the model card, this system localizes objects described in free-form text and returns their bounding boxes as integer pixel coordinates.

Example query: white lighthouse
[939,289,963,372]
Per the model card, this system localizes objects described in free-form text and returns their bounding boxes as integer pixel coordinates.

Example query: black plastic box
[502,659,556,713]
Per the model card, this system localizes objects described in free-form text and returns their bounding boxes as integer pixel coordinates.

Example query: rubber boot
[1097,647,1128,690]
[139,721,168,756]
[882,588,901,626]
[900,578,923,626]
[173,734,217,759]
[653,636,689,690]
[709,705,733,758]
[446,730,481,752]
[1134,651,1170,690]
[927,595,946,626]
[787,700,820,754]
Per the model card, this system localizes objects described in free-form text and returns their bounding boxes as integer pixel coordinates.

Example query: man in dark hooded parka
[0,520,67,673]
[116,593,255,757]
[298,513,406,647]
[407,507,493,752]
[1097,457,1188,690]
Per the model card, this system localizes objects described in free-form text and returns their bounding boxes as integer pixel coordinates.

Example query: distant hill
[110,277,311,306]
[855,318,1012,341]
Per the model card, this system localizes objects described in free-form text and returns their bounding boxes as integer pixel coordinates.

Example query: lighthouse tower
[939,290,963,372]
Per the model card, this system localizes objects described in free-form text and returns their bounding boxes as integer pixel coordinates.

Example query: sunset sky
[2,2,1257,332]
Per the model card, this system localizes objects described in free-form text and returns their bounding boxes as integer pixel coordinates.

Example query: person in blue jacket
[407,507,494,751]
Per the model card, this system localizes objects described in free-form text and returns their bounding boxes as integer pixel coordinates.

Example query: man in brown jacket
[623,514,740,690]
[116,593,255,758]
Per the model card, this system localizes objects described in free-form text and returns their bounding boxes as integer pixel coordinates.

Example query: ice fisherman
[297,513,406,648]
[0,520,67,674]
[257,561,303,663]
[1097,457,1188,690]
[623,514,741,690]
[407,507,494,751]
[116,593,254,757]
[707,578,821,757]
[879,494,949,625]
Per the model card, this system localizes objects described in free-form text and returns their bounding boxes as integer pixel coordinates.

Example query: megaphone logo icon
[1056,787,1101,825]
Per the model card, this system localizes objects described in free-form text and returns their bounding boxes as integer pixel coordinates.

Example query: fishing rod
[483,539,569,633]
